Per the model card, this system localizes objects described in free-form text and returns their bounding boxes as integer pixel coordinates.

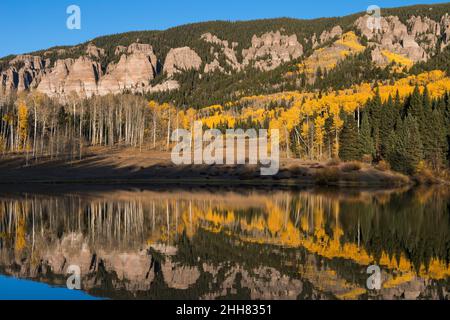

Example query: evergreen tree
[358,111,375,159]
[388,115,424,174]
[408,86,424,127]
[379,96,395,158]
[420,87,434,158]
[316,67,323,79]
[394,90,403,116]
[368,90,383,159]
[426,107,448,170]
[445,93,450,165]
[339,115,359,161]
[368,90,382,130]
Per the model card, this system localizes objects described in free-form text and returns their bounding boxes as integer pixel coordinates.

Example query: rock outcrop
[201,30,304,72]
[147,80,180,93]
[301,31,365,83]
[37,59,73,97]
[408,15,440,36]
[371,46,389,65]
[319,26,343,44]
[64,56,102,97]
[114,45,127,56]
[0,55,48,94]
[242,31,303,71]
[36,43,163,98]
[85,43,105,59]
[441,14,450,49]
[3,12,450,99]
[98,43,158,95]
[163,47,202,76]
[201,33,241,72]
[355,14,450,65]
[37,57,101,98]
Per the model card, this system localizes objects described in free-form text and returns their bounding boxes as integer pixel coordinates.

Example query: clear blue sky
[0,0,447,57]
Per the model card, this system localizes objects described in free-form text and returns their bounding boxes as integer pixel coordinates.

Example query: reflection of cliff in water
[0,187,450,300]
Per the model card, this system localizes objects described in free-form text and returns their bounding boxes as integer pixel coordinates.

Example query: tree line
[338,87,450,175]
[0,93,178,163]
[1,84,449,177]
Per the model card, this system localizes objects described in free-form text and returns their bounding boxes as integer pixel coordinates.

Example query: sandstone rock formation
[0,55,48,94]
[201,31,304,72]
[85,43,105,58]
[408,15,440,36]
[301,31,365,83]
[201,32,231,47]
[201,33,241,72]
[204,59,224,73]
[37,56,102,98]
[37,59,74,97]
[441,14,450,49]
[115,45,127,56]
[242,31,304,71]
[149,80,180,93]
[35,43,165,98]
[98,43,158,95]
[3,12,450,99]
[163,47,202,77]
[354,14,450,65]
[371,46,389,65]
[319,26,343,44]
[64,56,102,97]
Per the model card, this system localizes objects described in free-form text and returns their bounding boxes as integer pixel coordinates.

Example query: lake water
[0,186,449,300]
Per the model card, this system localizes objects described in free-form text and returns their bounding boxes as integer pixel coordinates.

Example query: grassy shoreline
[0,148,413,188]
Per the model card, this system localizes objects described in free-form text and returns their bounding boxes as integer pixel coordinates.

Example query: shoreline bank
[0,148,412,188]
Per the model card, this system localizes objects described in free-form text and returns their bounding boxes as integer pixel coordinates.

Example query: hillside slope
[1,3,450,107]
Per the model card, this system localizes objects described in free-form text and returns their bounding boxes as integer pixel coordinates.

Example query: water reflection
[0,187,449,300]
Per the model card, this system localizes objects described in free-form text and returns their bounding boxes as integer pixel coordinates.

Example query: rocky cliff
[2,4,450,100]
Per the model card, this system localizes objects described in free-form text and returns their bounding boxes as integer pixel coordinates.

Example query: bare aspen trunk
[166,109,171,151]
[33,105,37,159]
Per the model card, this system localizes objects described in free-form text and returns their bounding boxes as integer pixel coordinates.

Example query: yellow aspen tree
[148,100,160,149]
[314,114,327,160]
[300,121,311,159]
[17,100,29,151]
[329,104,344,158]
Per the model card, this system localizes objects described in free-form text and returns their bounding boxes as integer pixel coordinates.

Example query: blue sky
[0,0,447,57]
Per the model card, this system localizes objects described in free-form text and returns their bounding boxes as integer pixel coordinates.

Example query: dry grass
[361,154,373,164]
[315,167,341,185]
[0,147,414,187]
[414,162,442,185]
[341,162,362,173]
[326,158,341,166]
[375,160,391,172]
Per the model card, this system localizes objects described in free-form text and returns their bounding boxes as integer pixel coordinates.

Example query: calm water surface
[0,186,449,300]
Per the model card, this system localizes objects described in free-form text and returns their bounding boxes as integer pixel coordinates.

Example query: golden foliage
[381,50,414,69]
[17,100,29,151]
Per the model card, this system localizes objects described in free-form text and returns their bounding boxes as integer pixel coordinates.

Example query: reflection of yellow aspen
[266,201,284,235]
[137,191,450,284]
[15,217,26,252]
[336,288,367,300]
[383,272,415,289]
